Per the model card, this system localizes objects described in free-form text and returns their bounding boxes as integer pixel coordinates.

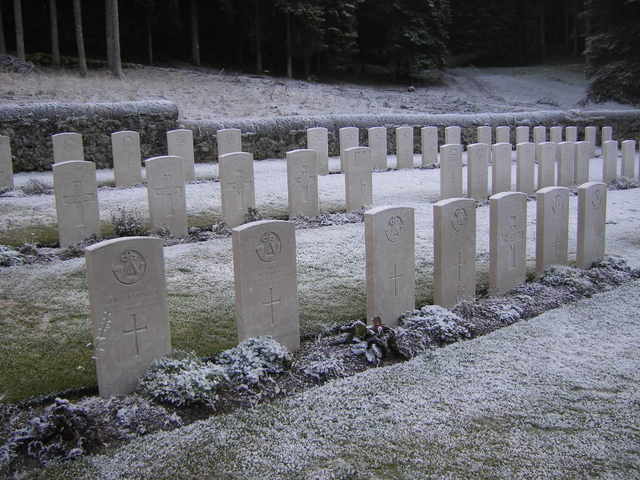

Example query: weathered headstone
[492,142,512,194]
[535,186,569,275]
[339,127,359,171]
[440,144,463,199]
[467,143,489,202]
[111,131,143,187]
[516,126,530,145]
[217,128,242,156]
[536,142,556,189]
[396,126,414,169]
[565,126,578,142]
[574,141,591,185]
[549,126,563,144]
[445,126,461,145]
[557,141,576,187]
[368,127,388,171]
[167,129,195,182]
[477,126,492,145]
[344,146,373,211]
[421,126,438,167]
[52,132,84,163]
[584,126,597,152]
[365,206,415,326]
[53,160,100,248]
[232,220,300,352]
[433,198,476,308]
[286,149,319,218]
[306,127,329,175]
[0,135,14,191]
[145,156,187,237]
[601,126,613,143]
[621,139,636,179]
[496,126,510,144]
[577,182,607,269]
[533,126,546,144]
[602,140,618,183]
[489,191,527,295]
[219,152,256,228]
[516,142,535,195]
[86,237,171,397]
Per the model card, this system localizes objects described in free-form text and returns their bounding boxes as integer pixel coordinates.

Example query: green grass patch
[0,224,59,247]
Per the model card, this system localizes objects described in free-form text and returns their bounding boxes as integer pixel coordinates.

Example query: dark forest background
[0,0,638,103]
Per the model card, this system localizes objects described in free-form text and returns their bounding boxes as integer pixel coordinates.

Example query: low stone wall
[0,101,179,171]
[183,110,640,162]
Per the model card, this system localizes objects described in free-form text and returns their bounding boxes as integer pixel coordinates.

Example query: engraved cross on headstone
[155,172,179,220]
[122,313,148,357]
[228,170,248,206]
[389,264,403,296]
[63,178,95,235]
[456,249,465,299]
[295,165,311,204]
[263,287,281,327]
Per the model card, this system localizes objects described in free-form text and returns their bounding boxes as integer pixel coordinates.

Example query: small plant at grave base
[111,207,146,237]
[302,357,347,382]
[608,177,640,190]
[395,306,471,355]
[338,318,394,365]
[246,207,262,223]
[0,245,26,267]
[20,179,51,195]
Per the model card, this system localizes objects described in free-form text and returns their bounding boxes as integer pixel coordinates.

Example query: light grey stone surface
[367,127,387,171]
[536,142,556,189]
[396,126,414,169]
[533,125,546,144]
[516,126,529,144]
[621,139,636,178]
[365,206,415,326]
[516,142,535,195]
[145,156,187,237]
[433,197,476,308]
[440,144,463,199]
[85,236,171,398]
[232,220,300,352]
[602,126,613,143]
[565,126,578,142]
[492,142,512,194]
[219,152,255,228]
[286,149,319,218]
[574,141,591,185]
[445,126,461,145]
[549,126,563,144]
[217,128,242,157]
[535,186,569,274]
[602,140,618,182]
[53,160,100,248]
[577,182,607,269]
[421,126,438,167]
[167,129,195,182]
[339,127,359,172]
[477,125,492,145]
[495,126,510,144]
[584,125,597,148]
[111,131,143,187]
[306,127,329,175]
[0,135,13,190]
[557,141,576,187]
[489,191,527,295]
[467,143,489,202]
[343,146,373,211]
[52,132,84,163]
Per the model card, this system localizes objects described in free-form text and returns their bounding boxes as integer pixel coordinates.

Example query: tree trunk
[13,0,24,60]
[105,0,113,69]
[146,13,153,65]
[49,0,60,66]
[0,0,7,55]
[255,0,262,73]
[73,0,87,76]
[285,11,292,78]
[190,0,200,66]
[111,0,123,78]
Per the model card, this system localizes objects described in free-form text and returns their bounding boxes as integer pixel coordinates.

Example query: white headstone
[52,132,84,163]
[286,149,319,218]
[536,142,556,189]
[492,142,512,194]
[365,206,415,326]
[145,156,187,237]
[421,126,438,167]
[477,126,492,145]
[339,127,359,172]
[232,220,300,352]
[167,129,195,183]
[565,126,578,142]
[495,126,510,144]
[557,142,576,187]
[574,141,591,185]
[549,126,563,144]
[577,182,607,269]
[367,127,388,171]
[344,146,373,211]
[0,135,14,191]
[533,126,546,144]
[467,143,489,202]
[219,152,256,228]
[445,126,461,145]
[440,144,463,199]
[112,131,142,187]
[602,140,618,183]
[53,160,100,248]
[535,186,569,275]
[217,128,242,157]
[86,237,171,398]
[433,198,476,308]
[516,126,530,145]
[584,126,597,152]
[516,142,535,195]
[601,126,613,144]
[489,191,527,295]
[307,127,329,175]
[621,140,636,179]
[396,126,414,169]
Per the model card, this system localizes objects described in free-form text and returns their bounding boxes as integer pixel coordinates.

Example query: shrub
[111,208,146,237]
[21,179,51,195]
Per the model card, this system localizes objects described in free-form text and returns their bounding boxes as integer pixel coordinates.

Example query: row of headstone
[85,180,607,397]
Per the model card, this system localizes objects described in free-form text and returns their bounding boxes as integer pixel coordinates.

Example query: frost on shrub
[392,326,429,359]
[539,265,598,297]
[111,207,146,237]
[20,179,51,195]
[608,177,640,190]
[397,306,471,345]
[302,358,347,382]
[0,245,25,267]
[138,354,225,408]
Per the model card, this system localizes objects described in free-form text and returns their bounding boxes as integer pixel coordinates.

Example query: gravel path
[51,280,640,480]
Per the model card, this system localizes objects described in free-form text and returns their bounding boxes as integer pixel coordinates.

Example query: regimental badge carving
[385,215,404,243]
[451,208,468,232]
[592,188,603,210]
[256,231,282,262]
[113,250,147,285]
